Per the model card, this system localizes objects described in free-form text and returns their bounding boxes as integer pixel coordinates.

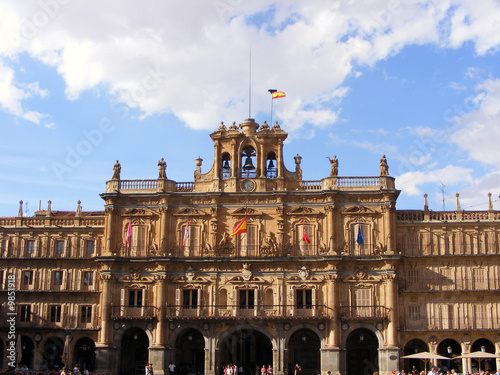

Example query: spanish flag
[272,91,286,99]
[302,219,311,244]
[229,218,247,237]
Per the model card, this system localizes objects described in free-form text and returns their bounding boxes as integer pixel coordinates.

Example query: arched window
[266,152,277,179]
[221,153,231,180]
[241,146,256,178]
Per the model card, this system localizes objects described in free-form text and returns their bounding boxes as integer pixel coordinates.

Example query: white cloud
[457,171,500,210]
[397,164,474,196]
[451,78,500,165]
[0,0,499,130]
[0,61,49,125]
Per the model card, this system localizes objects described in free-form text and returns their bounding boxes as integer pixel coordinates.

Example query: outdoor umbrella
[61,334,70,367]
[401,352,450,373]
[454,351,500,371]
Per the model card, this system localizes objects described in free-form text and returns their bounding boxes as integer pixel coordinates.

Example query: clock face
[242,179,255,192]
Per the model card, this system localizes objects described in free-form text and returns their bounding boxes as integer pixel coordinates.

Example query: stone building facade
[1,118,499,375]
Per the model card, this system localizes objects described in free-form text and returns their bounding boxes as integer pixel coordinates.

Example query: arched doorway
[346,329,378,375]
[289,330,321,375]
[437,339,461,372]
[74,337,96,372]
[174,328,205,375]
[471,338,497,372]
[42,337,64,371]
[402,339,428,373]
[19,336,35,369]
[219,328,272,373]
[120,328,149,375]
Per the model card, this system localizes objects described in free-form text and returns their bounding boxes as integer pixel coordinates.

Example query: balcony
[338,305,391,322]
[165,304,332,320]
[111,305,158,320]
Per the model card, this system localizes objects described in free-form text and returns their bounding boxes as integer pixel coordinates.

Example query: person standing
[169,361,176,375]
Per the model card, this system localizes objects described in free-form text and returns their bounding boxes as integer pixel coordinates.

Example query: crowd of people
[390,366,500,375]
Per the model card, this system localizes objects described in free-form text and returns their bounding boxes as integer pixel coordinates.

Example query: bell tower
[193,118,302,193]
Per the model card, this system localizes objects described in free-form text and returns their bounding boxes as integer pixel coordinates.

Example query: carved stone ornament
[186,267,195,281]
[299,266,309,281]
[242,263,252,281]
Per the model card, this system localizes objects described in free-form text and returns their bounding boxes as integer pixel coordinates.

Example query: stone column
[95,271,115,372]
[385,273,398,347]
[150,273,167,375]
[160,206,168,254]
[104,205,115,255]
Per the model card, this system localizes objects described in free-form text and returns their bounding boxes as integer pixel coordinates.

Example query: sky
[1,0,500,216]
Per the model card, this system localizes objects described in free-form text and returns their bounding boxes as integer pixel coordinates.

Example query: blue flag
[356,220,364,245]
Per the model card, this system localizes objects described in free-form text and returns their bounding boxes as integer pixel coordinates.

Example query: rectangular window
[237,224,257,256]
[132,226,146,255]
[86,240,95,255]
[296,289,313,309]
[473,268,486,290]
[239,289,255,309]
[440,268,453,290]
[474,304,487,329]
[408,305,421,321]
[128,290,143,307]
[298,224,314,255]
[83,271,94,286]
[406,234,419,255]
[183,225,200,256]
[20,305,31,322]
[352,223,370,256]
[183,289,198,309]
[53,271,63,286]
[441,304,453,329]
[50,305,61,322]
[56,240,65,254]
[23,271,33,285]
[408,268,420,289]
[353,288,371,318]
[26,240,35,254]
[81,306,92,323]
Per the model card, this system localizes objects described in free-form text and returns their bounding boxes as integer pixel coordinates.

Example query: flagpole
[269,89,277,126]
[249,48,252,118]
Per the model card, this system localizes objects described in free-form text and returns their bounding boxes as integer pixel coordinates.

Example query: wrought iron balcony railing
[111,305,158,320]
[338,305,391,322]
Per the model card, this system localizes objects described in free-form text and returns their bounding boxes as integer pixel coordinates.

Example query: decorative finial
[273,121,281,129]
[18,200,23,217]
[76,200,82,217]
[47,200,52,216]
[456,193,461,211]
[218,122,227,131]
[488,193,493,211]
[424,193,428,211]
[229,121,238,130]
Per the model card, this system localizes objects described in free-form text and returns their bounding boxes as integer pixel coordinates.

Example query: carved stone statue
[158,158,167,179]
[328,155,338,177]
[112,160,121,180]
[380,155,389,176]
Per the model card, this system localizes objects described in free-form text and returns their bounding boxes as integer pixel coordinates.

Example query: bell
[268,159,275,168]
[222,160,229,169]
[243,156,255,170]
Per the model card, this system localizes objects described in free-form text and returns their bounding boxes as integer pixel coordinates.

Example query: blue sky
[1,0,500,216]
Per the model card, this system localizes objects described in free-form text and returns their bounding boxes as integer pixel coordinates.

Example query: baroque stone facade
[1,118,500,375]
